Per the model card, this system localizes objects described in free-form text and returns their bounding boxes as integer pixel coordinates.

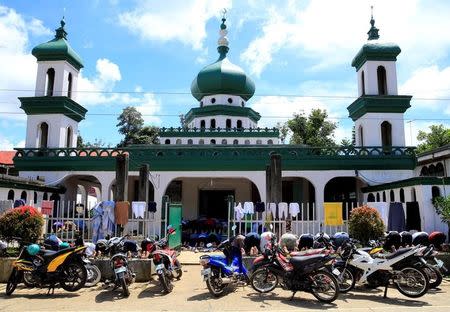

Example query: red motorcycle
[147,227,182,293]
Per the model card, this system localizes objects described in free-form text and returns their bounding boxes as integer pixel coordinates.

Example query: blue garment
[388,202,406,232]
[102,201,115,236]
[13,199,25,208]
[91,203,104,243]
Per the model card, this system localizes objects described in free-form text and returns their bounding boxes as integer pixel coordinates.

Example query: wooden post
[115,154,129,201]
[270,154,282,204]
[266,165,271,204]
[138,164,149,203]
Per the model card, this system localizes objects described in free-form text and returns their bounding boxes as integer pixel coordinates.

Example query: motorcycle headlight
[199,255,210,266]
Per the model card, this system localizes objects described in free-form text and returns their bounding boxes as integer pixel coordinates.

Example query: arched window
[43,192,48,200]
[39,122,49,148]
[164,139,170,145]
[428,164,436,176]
[210,119,216,129]
[432,186,441,199]
[367,193,375,202]
[210,139,216,145]
[187,139,193,145]
[7,190,14,200]
[400,188,405,203]
[67,73,73,98]
[377,66,387,95]
[233,139,238,145]
[200,120,206,129]
[226,119,232,128]
[237,120,242,129]
[175,139,182,144]
[411,188,417,202]
[244,139,250,145]
[66,126,72,148]
[420,166,429,177]
[381,121,392,147]
[221,139,227,145]
[376,193,380,202]
[256,139,262,145]
[46,68,55,96]
[267,139,273,145]
[359,125,364,146]
[361,70,365,95]
[436,163,445,177]
[199,139,205,145]
[382,191,386,202]
[34,192,38,204]
[389,190,395,202]
[21,191,27,201]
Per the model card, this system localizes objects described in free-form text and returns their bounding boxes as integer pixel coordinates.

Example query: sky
[1,0,450,149]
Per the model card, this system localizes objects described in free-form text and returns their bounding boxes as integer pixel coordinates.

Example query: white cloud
[118,0,232,50]
[0,135,24,150]
[404,120,450,147]
[135,94,162,125]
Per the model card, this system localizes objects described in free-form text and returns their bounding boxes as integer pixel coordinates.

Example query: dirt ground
[0,265,449,312]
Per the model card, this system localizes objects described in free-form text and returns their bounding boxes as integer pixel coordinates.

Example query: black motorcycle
[105,235,135,297]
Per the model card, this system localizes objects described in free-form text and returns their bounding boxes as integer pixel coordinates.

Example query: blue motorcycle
[199,237,249,297]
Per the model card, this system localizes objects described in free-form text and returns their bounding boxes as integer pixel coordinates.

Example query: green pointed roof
[32,19,83,70]
[191,18,255,101]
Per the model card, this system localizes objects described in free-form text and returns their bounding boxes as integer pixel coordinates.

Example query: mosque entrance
[199,190,234,219]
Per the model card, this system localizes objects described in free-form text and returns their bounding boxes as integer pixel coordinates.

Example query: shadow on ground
[246,291,338,310]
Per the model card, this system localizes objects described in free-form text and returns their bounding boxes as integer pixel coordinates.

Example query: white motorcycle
[334,240,430,298]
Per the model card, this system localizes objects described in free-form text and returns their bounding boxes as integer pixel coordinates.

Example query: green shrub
[0,206,44,243]
[348,205,385,245]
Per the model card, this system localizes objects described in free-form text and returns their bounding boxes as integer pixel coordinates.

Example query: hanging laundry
[0,200,13,213]
[367,202,389,226]
[323,202,343,226]
[115,201,130,226]
[148,201,157,213]
[132,201,146,218]
[406,202,421,231]
[234,202,244,221]
[388,202,406,232]
[255,202,265,212]
[263,210,273,229]
[102,201,116,235]
[91,203,104,243]
[243,202,254,214]
[289,202,300,217]
[13,199,25,208]
[278,202,288,219]
[268,202,277,219]
[40,200,54,215]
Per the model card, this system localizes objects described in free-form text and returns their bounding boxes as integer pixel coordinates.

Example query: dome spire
[367,6,380,40]
[217,9,229,59]
[55,16,68,40]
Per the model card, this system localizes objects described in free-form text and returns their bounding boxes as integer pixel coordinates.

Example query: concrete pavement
[0,265,449,312]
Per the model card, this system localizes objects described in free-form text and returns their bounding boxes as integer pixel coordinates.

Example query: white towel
[289,202,300,217]
[268,203,277,219]
[243,202,254,214]
[367,202,389,226]
[278,202,288,219]
[132,201,146,218]
[234,203,244,221]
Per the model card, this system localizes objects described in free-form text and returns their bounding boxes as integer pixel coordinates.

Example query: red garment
[115,201,130,226]
[41,200,54,215]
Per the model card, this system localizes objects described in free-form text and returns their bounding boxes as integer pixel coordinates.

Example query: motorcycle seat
[290,254,327,270]
[358,247,372,253]
[41,247,77,260]
[382,248,412,260]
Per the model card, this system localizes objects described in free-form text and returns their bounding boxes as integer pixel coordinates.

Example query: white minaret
[348,8,411,148]
[20,18,87,149]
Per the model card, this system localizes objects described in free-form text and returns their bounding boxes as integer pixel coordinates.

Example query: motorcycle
[148,226,182,293]
[199,236,249,297]
[105,235,135,297]
[333,240,430,298]
[6,239,87,296]
[250,233,340,303]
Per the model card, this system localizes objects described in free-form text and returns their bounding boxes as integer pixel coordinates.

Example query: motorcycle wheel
[394,266,429,298]
[119,273,130,297]
[334,266,355,293]
[250,268,278,293]
[310,270,340,303]
[158,269,174,293]
[424,265,442,289]
[23,271,37,288]
[85,264,101,287]
[205,268,226,297]
[6,268,20,296]
[60,262,87,292]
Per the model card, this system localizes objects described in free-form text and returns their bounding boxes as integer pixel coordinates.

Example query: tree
[77,135,111,148]
[284,109,337,147]
[131,126,160,145]
[416,124,450,153]
[340,138,353,147]
[77,135,84,148]
[349,205,385,245]
[276,122,289,144]
[116,106,159,147]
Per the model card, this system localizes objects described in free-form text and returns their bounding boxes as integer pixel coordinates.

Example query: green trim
[351,43,401,71]
[185,105,261,124]
[14,146,416,172]
[0,177,65,193]
[362,177,450,193]
[159,127,279,138]
[19,96,87,122]
[347,95,411,121]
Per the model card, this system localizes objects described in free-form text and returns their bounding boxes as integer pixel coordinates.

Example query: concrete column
[115,154,129,201]
[314,182,326,228]
[138,164,149,203]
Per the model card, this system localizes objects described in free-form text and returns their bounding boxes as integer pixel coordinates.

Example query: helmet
[400,231,412,247]
[27,244,40,256]
[429,231,446,249]
[299,233,314,249]
[412,232,429,246]
[331,232,350,248]
[384,231,401,250]
[59,242,70,249]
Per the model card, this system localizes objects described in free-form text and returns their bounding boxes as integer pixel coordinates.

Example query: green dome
[351,42,401,70]
[31,19,83,70]
[191,46,255,101]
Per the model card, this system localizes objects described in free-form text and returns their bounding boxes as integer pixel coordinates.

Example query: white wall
[35,61,79,100]
[189,115,257,129]
[160,136,279,145]
[357,60,398,96]
[200,94,246,107]
[355,112,406,147]
[0,187,47,205]
[25,114,78,148]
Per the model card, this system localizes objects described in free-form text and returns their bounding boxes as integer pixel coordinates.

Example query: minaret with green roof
[20,18,87,149]
[347,7,411,148]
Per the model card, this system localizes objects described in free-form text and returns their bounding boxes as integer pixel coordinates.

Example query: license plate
[332,268,341,276]
[435,259,444,268]
[201,268,211,281]
[155,264,164,271]
[114,266,127,274]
